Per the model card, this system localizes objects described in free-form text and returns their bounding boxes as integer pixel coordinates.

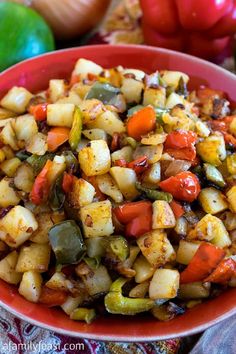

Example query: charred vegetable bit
[49,220,86,264]
[136,182,173,202]
[105,278,154,315]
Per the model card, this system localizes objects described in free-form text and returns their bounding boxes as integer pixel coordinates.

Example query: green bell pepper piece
[86,82,120,105]
[49,220,86,264]
[27,153,55,174]
[136,182,173,202]
[109,236,129,262]
[69,106,83,151]
[105,277,154,315]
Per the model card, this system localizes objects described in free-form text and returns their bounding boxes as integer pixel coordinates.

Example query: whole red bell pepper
[180,242,226,283]
[140,0,236,60]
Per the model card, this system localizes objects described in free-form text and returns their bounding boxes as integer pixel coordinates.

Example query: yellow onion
[13,0,111,40]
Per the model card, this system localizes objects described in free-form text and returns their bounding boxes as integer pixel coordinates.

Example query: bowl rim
[0,44,235,341]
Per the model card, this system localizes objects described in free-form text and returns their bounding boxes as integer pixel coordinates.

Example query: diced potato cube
[0,121,18,150]
[149,269,180,299]
[161,71,189,89]
[96,174,123,203]
[176,240,201,265]
[82,265,112,295]
[133,255,155,283]
[80,200,114,238]
[174,216,188,236]
[0,251,22,284]
[121,78,144,103]
[133,144,163,164]
[19,270,42,303]
[129,282,149,298]
[73,58,102,78]
[142,162,161,186]
[226,153,236,175]
[46,272,73,291]
[0,206,38,248]
[0,86,33,114]
[122,68,145,80]
[80,99,106,125]
[152,200,176,229]
[61,296,84,315]
[82,129,107,141]
[165,92,184,109]
[47,103,75,127]
[179,282,210,299]
[0,157,21,177]
[143,87,166,108]
[16,243,51,273]
[26,132,47,156]
[198,187,228,214]
[30,213,54,244]
[47,157,66,186]
[1,146,14,159]
[79,140,111,176]
[49,79,65,102]
[111,146,133,163]
[110,167,139,200]
[227,186,236,213]
[0,107,16,119]
[14,114,38,142]
[0,177,20,207]
[14,163,34,193]
[137,229,176,267]
[195,120,210,137]
[68,177,95,208]
[56,91,82,105]
[141,133,167,145]
[87,110,125,136]
[187,214,231,248]
[197,134,226,166]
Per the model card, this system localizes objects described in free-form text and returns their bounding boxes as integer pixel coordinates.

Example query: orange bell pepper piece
[204,258,236,284]
[47,127,70,152]
[127,106,156,140]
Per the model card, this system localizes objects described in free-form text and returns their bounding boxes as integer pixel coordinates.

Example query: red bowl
[0,45,235,341]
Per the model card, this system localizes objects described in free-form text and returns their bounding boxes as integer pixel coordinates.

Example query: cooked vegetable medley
[0,58,235,323]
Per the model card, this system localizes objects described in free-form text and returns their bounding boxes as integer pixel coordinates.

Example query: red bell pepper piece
[125,211,152,238]
[180,242,226,284]
[113,201,152,224]
[169,200,184,219]
[159,171,201,202]
[30,160,53,205]
[114,159,127,167]
[164,130,197,162]
[204,258,236,283]
[110,132,121,152]
[62,172,74,194]
[127,156,149,175]
[39,286,68,307]
[165,130,197,149]
[176,0,232,31]
[127,106,156,141]
[29,103,48,121]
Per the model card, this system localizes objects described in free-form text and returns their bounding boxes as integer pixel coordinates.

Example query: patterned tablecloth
[0,1,235,353]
